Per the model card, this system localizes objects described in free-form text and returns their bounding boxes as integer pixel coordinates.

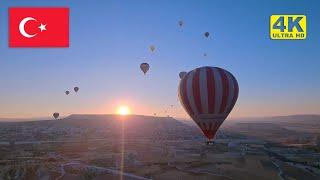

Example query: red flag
[9,7,69,47]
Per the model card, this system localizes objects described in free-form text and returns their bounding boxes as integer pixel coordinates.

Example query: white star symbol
[38,23,47,32]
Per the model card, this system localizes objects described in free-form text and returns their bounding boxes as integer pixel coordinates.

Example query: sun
[117,105,131,116]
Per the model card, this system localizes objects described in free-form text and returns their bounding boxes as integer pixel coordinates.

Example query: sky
[0,0,319,119]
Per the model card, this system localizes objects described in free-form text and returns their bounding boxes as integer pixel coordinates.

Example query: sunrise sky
[0,0,319,119]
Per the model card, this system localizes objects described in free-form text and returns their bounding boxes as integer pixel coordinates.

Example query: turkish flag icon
[9,7,69,47]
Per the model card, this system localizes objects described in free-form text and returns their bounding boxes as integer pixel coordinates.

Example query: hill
[0,114,201,142]
[231,114,320,124]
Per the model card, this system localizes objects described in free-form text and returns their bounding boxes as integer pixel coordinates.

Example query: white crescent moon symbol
[19,17,37,38]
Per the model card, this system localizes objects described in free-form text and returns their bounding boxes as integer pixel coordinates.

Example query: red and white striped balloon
[178,66,239,140]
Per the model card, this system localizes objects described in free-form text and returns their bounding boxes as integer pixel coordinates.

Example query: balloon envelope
[53,112,59,119]
[150,45,155,52]
[178,66,239,140]
[204,32,210,38]
[140,63,150,75]
[74,87,79,92]
[179,71,187,79]
[178,20,183,27]
[65,91,70,95]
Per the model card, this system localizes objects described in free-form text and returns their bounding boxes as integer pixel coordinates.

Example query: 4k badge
[270,15,306,40]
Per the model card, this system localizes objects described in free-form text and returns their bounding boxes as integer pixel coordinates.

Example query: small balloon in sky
[179,71,187,79]
[65,91,70,95]
[178,20,183,27]
[140,63,150,75]
[74,87,79,93]
[53,112,59,119]
[149,45,155,52]
[204,32,210,38]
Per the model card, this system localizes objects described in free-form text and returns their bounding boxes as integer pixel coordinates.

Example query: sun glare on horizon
[117,105,131,116]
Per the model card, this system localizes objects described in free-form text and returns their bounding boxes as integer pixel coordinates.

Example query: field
[0,114,320,179]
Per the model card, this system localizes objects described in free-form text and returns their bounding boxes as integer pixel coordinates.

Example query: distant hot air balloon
[53,112,59,119]
[178,66,239,144]
[65,91,70,95]
[179,71,187,79]
[204,32,210,38]
[140,63,150,75]
[203,53,207,57]
[149,45,155,52]
[178,20,183,27]
[74,87,79,93]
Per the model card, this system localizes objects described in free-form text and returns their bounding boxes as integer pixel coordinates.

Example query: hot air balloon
[178,20,183,27]
[140,63,150,75]
[179,71,187,79]
[204,32,210,38]
[178,66,239,144]
[149,45,155,52]
[53,112,59,119]
[65,91,70,95]
[203,53,207,57]
[74,87,79,93]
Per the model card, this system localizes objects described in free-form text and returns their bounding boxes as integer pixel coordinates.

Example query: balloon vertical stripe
[187,71,198,115]
[199,68,209,114]
[192,68,203,114]
[206,67,215,114]
[213,68,223,114]
[181,73,194,116]
[225,72,235,114]
[228,74,239,115]
[218,68,229,114]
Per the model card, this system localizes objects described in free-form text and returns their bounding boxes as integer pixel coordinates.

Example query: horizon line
[0,113,319,122]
